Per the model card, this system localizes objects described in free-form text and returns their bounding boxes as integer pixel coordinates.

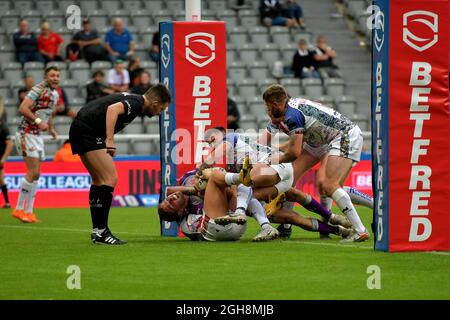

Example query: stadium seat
[248,61,269,81]
[54,120,72,135]
[0,80,11,99]
[231,96,247,116]
[280,43,296,68]
[91,61,112,73]
[143,0,164,12]
[36,1,55,15]
[227,79,238,97]
[70,97,85,108]
[336,96,357,116]
[316,95,335,107]
[133,140,152,155]
[0,1,10,12]
[209,0,227,15]
[14,0,33,12]
[292,31,313,44]
[3,63,23,88]
[115,139,131,155]
[249,26,271,46]
[260,43,280,65]
[166,0,184,14]
[271,26,292,47]
[228,61,247,83]
[302,78,323,99]
[229,27,248,48]
[349,114,369,131]
[133,12,154,31]
[0,45,15,66]
[80,0,99,12]
[280,78,302,97]
[237,79,258,98]
[152,140,160,155]
[100,0,122,15]
[1,12,20,33]
[122,0,142,13]
[239,43,258,65]
[110,10,132,27]
[154,10,174,26]
[218,10,238,29]
[246,97,264,116]
[58,0,77,12]
[325,78,346,100]
[142,118,158,135]
[258,78,278,95]
[123,121,144,134]
[87,10,109,30]
[239,114,258,131]
[238,10,259,28]
[226,44,238,65]
[5,104,20,120]
[45,15,65,31]
[60,79,79,102]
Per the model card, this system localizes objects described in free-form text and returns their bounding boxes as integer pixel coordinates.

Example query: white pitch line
[1,224,449,256]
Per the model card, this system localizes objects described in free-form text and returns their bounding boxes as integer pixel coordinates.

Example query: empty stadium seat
[166,0,184,14]
[280,78,302,97]
[60,79,79,102]
[101,0,122,15]
[292,31,313,44]
[143,0,164,12]
[1,11,20,33]
[122,0,142,13]
[80,0,99,12]
[0,80,11,99]
[271,26,292,47]
[69,61,91,84]
[133,140,152,155]
[257,78,278,95]
[218,10,238,29]
[133,11,154,31]
[14,0,33,12]
[227,79,238,97]
[239,114,258,131]
[123,121,144,134]
[3,62,23,86]
[302,78,323,99]
[336,96,357,116]
[229,26,248,48]
[36,1,56,15]
[226,44,238,65]
[237,78,258,97]
[248,61,269,80]
[0,1,11,12]
[246,97,264,116]
[228,61,247,83]
[260,43,280,65]
[45,16,65,31]
[45,139,61,156]
[144,118,159,134]
[87,10,109,30]
[238,10,259,28]
[280,43,296,68]
[324,78,346,100]
[249,26,271,45]
[209,0,228,14]
[239,43,258,65]
[154,10,173,25]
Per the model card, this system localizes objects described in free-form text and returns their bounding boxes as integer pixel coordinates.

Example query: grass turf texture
[0,206,449,300]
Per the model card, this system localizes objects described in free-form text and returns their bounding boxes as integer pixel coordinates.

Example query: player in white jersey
[257,84,369,242]
[12,66,60,223]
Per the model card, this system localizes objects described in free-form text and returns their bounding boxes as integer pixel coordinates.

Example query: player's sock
[235,184,252,214]
[332,188,366,233]
[311,218,340,235]
[25,180,38,214]
[16,178,33,210]
[1,184,10,204]
[89,185,102,229]
[302,194,332,221]
[224,173,240,186]
[343,186,374,209]
[248,198,270,226]
[320,194,333,210]
[97,185,114,230]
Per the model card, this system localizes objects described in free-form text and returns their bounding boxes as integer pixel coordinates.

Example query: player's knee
[316,178,328,196]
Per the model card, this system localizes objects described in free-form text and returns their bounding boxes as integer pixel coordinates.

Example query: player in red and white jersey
[12,66,60,223]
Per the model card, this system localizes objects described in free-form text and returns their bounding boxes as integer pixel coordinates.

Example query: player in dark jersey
[69,84,171,245]
[0,106,13,208]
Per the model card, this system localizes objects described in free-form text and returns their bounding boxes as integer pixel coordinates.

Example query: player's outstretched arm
[105,102,125,157]
[270,133,303,164]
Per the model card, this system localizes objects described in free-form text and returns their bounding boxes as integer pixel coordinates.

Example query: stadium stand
[0,0,372,156]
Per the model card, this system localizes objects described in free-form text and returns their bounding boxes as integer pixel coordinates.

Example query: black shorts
[69,120,105,155]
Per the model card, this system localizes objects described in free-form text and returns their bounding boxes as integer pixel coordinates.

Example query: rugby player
[12,66,60,223]
[69,84,171,244]
[257,84,369,242]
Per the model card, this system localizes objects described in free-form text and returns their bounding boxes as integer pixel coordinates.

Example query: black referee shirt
[75,93,144,137]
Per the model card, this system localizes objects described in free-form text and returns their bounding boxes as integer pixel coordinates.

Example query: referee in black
[69,84,171,244]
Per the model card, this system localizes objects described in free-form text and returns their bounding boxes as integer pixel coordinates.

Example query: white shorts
[15,133,45,160]
[201,211,247,241]
[303,126,363,162]
[270,162,294,194]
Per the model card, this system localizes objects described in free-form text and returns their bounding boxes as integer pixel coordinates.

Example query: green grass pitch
[0,206,449,300]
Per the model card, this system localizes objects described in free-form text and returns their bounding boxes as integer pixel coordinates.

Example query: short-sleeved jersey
[75,92,144,137]
[19,81,59,135]
[267,97,355,147]
[178,169,204,241]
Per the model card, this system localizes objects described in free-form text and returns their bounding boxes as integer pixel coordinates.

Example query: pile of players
[158,85,373,243]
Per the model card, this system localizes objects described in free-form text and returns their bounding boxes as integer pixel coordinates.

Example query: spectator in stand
[283,0,306,29]
[149,31,160,63]
[227,90,240,131]
[54,86,77,119]
[13,20,45,65]
[259,0,296,27]
[37,22,64,63]
[18,75,35,104]
[86,70,115,103]
[54,140,81,162]
[104,18,136,63]
[107,59,130,93]
[69,18,109,64]
[131,71,152,95]
[291,39,319,79]
[127,56,144,88]
[312,35,342,78]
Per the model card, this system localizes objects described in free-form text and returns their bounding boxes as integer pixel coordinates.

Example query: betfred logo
[161,34,171,69]
[185,32,216,68]
[403,10,438,52]
[374,8,385,52]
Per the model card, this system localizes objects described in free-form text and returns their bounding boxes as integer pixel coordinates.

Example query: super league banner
[159,22,228,236]
[372,0,450,252]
